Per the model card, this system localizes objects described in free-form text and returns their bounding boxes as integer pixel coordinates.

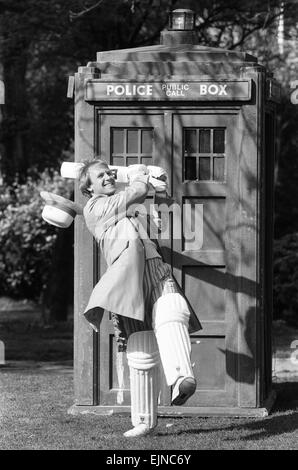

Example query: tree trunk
[1,48,29,181]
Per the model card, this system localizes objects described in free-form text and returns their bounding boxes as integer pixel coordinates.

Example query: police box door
[95,108,170,406]
[171,111,241,408]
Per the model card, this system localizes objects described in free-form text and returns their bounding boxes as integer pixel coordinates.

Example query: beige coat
[83,179,202,332]
[83,178,149,322]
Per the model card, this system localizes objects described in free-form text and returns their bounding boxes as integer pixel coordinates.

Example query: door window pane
[127,156,139,166]
[185,157,197,180]
[112,156,124,166]
[141,157,152,166]
[199,157,211,180]
[127,130,138,153]
[183,127,226,182]
[112,129,124,154]
[111,127,155,168]
[199,129,211,153]
[141,130,153,153]
[184,130,197,154]
[213,129,225,153]
[213,157,225,181]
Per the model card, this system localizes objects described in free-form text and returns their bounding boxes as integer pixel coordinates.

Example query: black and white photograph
[0,0,298,454]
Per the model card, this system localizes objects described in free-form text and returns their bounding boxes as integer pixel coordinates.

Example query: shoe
[123,423,154,438]
[171,376,196,406]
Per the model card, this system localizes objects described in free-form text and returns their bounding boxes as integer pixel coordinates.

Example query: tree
[0,1,76,180]
[1,0,298,322]
[0,0,293,182]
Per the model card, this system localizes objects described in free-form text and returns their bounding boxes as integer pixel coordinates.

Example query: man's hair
[78,158,109,197]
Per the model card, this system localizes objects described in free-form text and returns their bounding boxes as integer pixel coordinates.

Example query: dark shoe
[171,376,196,406]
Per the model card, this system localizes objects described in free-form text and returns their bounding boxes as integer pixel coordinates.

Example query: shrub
[273,232,298,326]
[0,171,74,300]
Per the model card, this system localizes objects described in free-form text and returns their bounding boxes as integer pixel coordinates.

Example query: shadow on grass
[156,382,298,442]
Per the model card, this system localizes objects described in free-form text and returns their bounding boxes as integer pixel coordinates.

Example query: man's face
[88,163,116,196]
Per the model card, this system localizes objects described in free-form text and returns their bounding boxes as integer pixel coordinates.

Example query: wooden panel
[183,197,226,251]
[183,335,237,407]
[183,181,227,197]
[198,321,226,336]
[191,337,226,390]
[236,69,262,407]
[183,266,226,321]
[74,72,97,405]
[180,250,226,265]
[98,333,131,406]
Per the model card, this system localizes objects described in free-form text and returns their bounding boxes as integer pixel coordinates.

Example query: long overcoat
[83,181,202,333]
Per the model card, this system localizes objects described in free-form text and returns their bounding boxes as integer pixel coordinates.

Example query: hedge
[0,171,73,300]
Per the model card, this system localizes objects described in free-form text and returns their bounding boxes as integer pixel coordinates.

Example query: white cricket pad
[152,293,194,386]
[126,331,160,429]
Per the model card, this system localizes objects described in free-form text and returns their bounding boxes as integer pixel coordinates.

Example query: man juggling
[78,159,202,437]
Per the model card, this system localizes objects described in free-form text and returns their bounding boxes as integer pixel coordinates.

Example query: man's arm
[89,171,150,222]
[125,173,149,207]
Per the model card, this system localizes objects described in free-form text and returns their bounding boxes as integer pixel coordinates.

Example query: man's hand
[147,165,168,181]
[127,164,168,192]
[147,165,168,192]
[127,164,149,183]
[148,176,168,192]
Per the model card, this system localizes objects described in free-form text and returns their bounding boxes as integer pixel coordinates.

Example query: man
[79,158,202,437]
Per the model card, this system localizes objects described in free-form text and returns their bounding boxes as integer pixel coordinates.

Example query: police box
[69,10,280,417]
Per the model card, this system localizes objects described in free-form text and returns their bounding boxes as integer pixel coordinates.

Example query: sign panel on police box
[85,80,251,101]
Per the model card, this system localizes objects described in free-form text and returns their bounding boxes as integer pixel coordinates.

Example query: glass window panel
[141,157,152,166]
[213,129,225,153]
[112,156,125,166]
[199,157,211,180]
[213,157,225,181]
[112,129,124,154]
[141,130,153,153]
[184,129,197,154]
[185,157,197,180]
[127,129,139,153]
[127,156,139,166]
[199,129,211,153]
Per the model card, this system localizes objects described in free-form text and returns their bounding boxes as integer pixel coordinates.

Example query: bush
[0,171,74,300]
[273,232,298,326]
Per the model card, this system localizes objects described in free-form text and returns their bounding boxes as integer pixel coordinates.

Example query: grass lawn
[0,366,298,450]
[0,299,298,450]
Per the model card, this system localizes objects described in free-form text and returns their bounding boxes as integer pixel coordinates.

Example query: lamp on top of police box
[168,9,196,31]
